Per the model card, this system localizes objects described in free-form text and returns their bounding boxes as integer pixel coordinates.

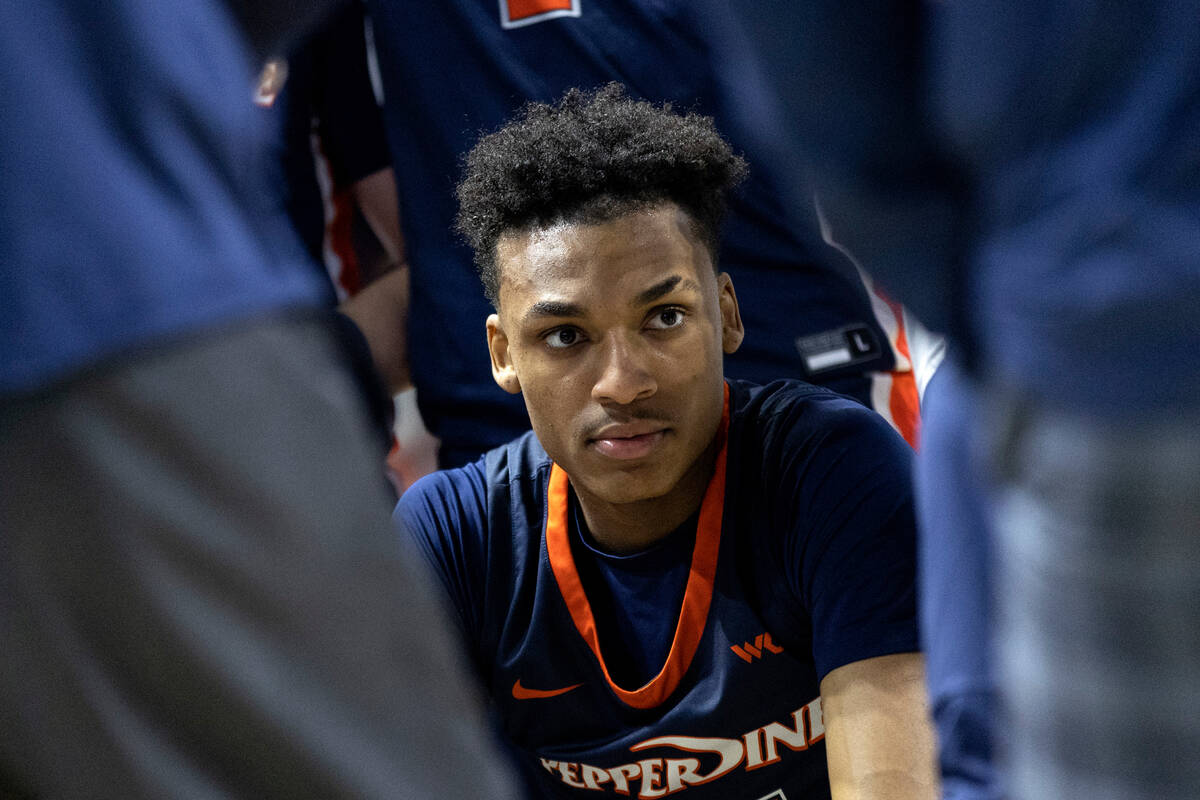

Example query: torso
[399,380,919,797]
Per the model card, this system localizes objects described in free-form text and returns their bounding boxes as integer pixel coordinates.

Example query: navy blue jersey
[365,0,919,465]
[396,380,918,797]
[0,1,326,395]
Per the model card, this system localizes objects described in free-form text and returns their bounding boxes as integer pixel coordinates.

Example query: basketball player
[396,86,937,799]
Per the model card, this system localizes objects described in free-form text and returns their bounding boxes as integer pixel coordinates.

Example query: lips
[587,423,668,461]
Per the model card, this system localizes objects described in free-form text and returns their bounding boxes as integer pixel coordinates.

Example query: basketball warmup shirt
[396,379,919,798]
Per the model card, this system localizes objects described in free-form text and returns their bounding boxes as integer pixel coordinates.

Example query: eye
[646,307,686,331]
[543,327,583,350]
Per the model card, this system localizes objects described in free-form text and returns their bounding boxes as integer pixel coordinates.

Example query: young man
[396,86,937,799]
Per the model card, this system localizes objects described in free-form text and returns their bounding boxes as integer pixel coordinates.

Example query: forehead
[494,204,712,310]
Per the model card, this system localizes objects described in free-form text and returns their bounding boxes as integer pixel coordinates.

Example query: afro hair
[456,83,747,305]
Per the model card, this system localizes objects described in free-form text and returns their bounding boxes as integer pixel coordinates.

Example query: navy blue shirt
[396,380,918,797]
[0,1,326,394]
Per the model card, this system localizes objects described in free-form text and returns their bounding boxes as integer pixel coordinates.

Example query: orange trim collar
[546,384,729,710]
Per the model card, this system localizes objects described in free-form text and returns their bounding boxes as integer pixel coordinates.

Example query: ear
[486,313,521,394]
[716,273,744,355]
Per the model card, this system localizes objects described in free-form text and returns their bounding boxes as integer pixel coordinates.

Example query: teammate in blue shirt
[397,85,937,799]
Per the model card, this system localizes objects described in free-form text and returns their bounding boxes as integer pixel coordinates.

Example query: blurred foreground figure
[721,1,1200,798]
[0,2,516,796]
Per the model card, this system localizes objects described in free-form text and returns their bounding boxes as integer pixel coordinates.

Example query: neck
[573,437,719,555]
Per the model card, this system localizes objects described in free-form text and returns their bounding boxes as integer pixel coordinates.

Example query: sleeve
[309,2,392,188]
[783,397,920,681]
[393,462,490,651]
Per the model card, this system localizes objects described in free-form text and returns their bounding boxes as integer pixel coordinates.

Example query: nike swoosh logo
[511,679,583,700]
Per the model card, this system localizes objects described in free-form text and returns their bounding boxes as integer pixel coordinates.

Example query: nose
[590,333,656,406]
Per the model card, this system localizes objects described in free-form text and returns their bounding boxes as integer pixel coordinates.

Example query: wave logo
[731,632,784,664]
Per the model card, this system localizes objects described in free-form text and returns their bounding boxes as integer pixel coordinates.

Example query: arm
[351,167,405,265]
[311,5,410,389]
[774,395,934,797]
[311,3,402,263]
[338,262,411,393]
[821,652,939,800]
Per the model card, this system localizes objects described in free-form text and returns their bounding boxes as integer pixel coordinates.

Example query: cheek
[659,328,723,383]
[518,373,577,450]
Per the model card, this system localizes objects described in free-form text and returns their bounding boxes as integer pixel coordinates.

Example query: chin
[580,464,678,505]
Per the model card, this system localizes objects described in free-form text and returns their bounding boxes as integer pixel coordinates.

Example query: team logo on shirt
[731,632,785,664]
[537,697,824,795]
[499,0,581,29]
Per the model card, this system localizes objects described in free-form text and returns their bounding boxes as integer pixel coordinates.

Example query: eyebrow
[520,275,701,324]
[523,300,585,323]
[635,275,700,305]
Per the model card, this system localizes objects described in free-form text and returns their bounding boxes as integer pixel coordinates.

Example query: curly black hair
[456,84,748,306]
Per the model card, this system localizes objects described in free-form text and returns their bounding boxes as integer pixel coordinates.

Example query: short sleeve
[782,398,919,681]
[310,2,391,187]
[393,461,490,648]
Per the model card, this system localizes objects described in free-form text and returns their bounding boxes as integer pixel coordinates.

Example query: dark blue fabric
[719,0,1200,417]
[395,379,918,797]
[916,362,1002,800]
[711,5,1200,796]
[570,503,695,690]
[0,1,326,395]
[364,0,897,465]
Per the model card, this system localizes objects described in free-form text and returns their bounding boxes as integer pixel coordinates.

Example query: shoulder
[396,430,552,535]
[393,459,489,588]
[729,378,912,473]
[394,429,553,569]
[393,431,552,645]
[726,378,915,598]
[728,381,919,678]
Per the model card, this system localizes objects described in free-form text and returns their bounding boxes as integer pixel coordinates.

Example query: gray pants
[0,314,516,798]
[994,403,1200,800]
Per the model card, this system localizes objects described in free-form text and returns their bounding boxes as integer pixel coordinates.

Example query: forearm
[338,265,412,393]
[822,652,939,800]
[351,168,406,265]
